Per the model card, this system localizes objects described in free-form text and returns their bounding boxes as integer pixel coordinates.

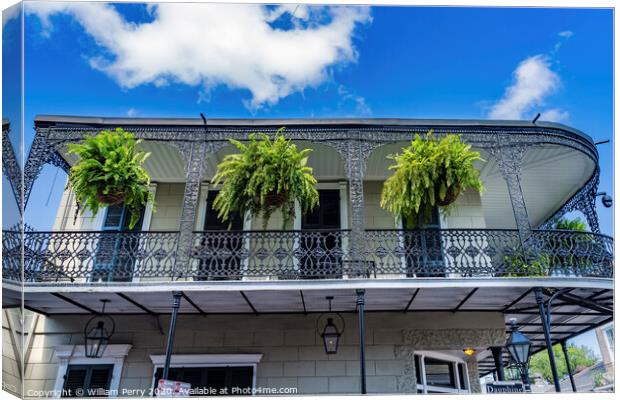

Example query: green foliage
[551,217,588,232]
[66,128,154,229]
[380,131,484,227]
[529,343,597,382]
[212,128,319,229]
[505,252,551,277]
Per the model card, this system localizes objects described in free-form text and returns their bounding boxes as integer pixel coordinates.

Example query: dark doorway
[299,189,342,278]
[403,207,446,277]
[92,204,145,282]
[195,191,244,280]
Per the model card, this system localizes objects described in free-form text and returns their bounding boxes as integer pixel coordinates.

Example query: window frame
[414,351,470,394]
[52,345,132,398]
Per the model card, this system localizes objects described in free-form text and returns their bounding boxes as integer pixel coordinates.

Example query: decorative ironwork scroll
[2,124,23,211]
[540,168,600,233]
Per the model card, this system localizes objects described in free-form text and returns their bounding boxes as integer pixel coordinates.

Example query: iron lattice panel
[4,229,612,283]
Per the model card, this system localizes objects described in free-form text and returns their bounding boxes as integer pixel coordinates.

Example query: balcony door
[92,204,144,282]
[195,191,244,280]
[299,189,342,278]
[404,207,446,277]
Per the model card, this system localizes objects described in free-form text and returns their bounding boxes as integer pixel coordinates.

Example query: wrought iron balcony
[2,229,613,283]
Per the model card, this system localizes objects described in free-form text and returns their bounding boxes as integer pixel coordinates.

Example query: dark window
[458,363,468,390]
[92,204,145,282]
[299,190,343,278]
[424,357,456,389]
[153,366,253,396]
[195,191,244,280]
[62,365,113,397]
[415,355,423,384]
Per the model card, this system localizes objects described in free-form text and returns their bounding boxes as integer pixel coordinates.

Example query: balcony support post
[162,291,183,380]
[489,137,531,245]
[560,340,577,392]
[490,346,505,381]
[325,135,381,272]
[172,141,225,278]
[356,289,367,394]
[534,287,561,392]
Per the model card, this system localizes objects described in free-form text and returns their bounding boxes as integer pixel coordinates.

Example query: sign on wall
[486,382,525,393]
[156,379,191,397]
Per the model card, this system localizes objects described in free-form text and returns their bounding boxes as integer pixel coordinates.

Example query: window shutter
[88,366,113,391]
[63,367,87,396]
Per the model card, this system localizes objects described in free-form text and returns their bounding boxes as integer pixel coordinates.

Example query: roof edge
[33,114,594,144]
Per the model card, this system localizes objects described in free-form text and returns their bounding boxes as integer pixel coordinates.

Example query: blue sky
[14,3,613,234]
[2,1,613,364]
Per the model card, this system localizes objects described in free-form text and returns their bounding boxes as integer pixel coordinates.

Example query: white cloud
[337,85,371,115]
[26,2,371,110]
[488,55,564,120]
[127,108,138,117]
[558,30,574,39]
[3,4,20,30]
[539,108,569,123]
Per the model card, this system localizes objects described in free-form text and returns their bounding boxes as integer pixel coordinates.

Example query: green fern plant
[381,131,484,227]
[212,128,319,229]
[66,128,154,229]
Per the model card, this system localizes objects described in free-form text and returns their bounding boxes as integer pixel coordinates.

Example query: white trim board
[149,354,263,366]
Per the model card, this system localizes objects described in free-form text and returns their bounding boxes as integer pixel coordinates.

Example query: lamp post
[84,299,115,358]
[505,318,532,392]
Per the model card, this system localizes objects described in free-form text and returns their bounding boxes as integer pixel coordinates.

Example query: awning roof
[3,278,611,378]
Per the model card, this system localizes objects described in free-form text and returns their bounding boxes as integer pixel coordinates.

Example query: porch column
[561,340,577,392]
[356,289,367,394]
[162,291,183,380]
[534,288,561,392]
[330,134,379,272]
[490,346,505,381]
[174,141,209,278]
[489,137,531,244]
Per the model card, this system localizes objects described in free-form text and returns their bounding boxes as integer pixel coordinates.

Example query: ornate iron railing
[3,230,179,282]
[2,229,613,282]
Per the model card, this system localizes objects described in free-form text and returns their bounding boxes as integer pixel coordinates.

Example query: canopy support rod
[535,287,561,392]
[491,347,505,381]
[356,289,367,394]
[163,292,183,380]
[561,340,577,392]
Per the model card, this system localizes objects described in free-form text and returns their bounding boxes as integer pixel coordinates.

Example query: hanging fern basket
[263,191,289,207]
[435,185,461,207]
[380,131,485,227]
[95,189,127,205]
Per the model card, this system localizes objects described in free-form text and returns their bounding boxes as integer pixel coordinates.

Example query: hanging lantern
[84,299,115,358]
[321,318,341,354]
[316,296,345,355]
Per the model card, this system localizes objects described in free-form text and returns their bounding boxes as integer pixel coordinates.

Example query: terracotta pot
[436,185,460,207]
[96,190,126,205]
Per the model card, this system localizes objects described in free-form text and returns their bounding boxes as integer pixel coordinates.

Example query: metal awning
[3,279,612,378]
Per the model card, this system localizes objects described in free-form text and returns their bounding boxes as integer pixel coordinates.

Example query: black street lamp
[317,296,344,355]
[84,299,115,358]
[505,318,532,392]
